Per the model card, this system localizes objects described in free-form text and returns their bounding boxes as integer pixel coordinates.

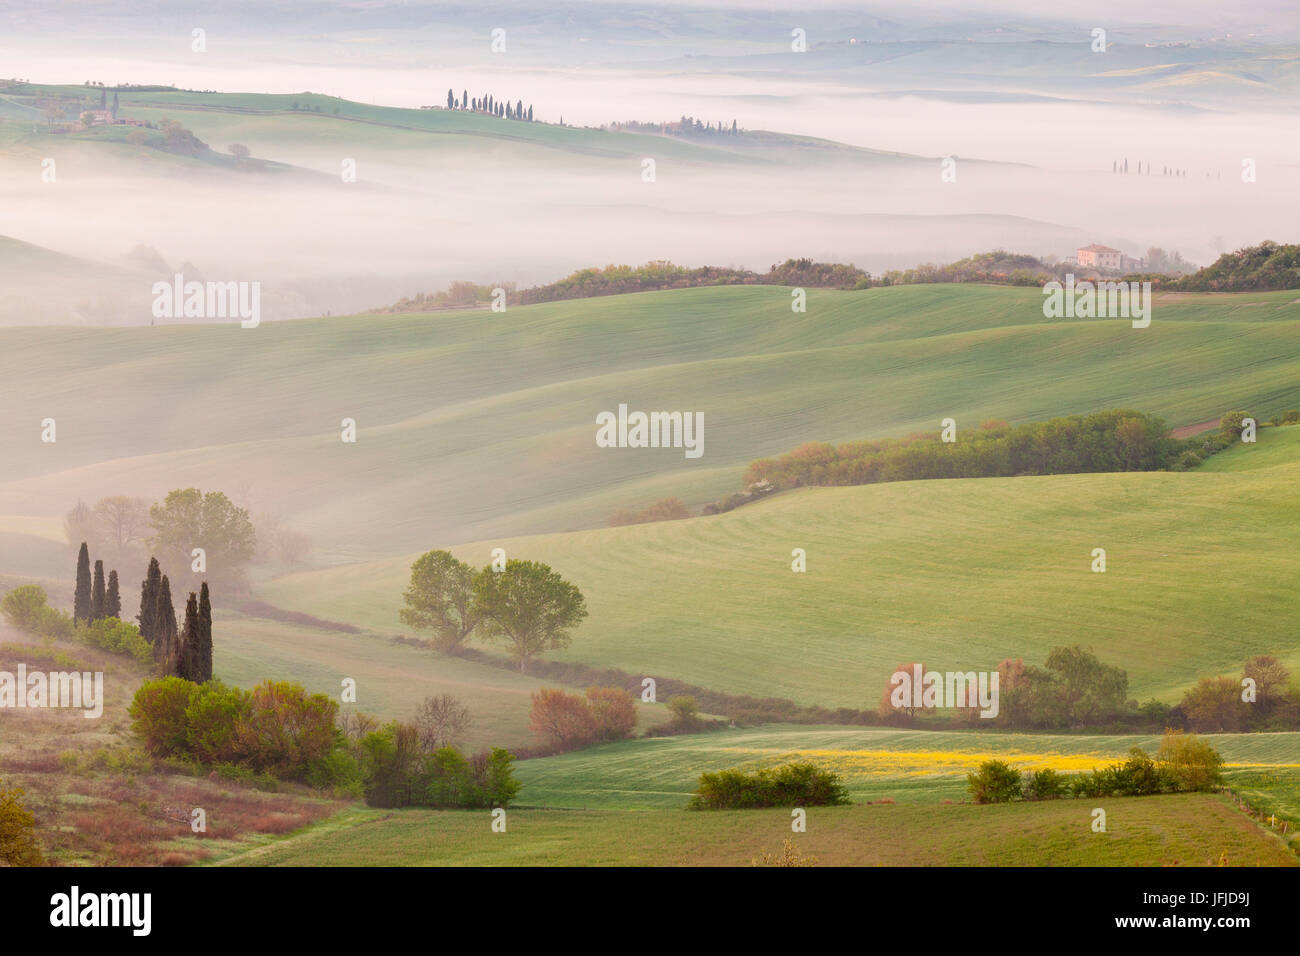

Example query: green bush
[1157,730,1224,792]
[184,681,249,764]
[967,759,1023,803]
[129,677,197,757]
[35,605,75,640]
[129,677,342,782]
[0,585,50,631]
[1022,768,1068,800]
[0,783,44,866]
[75,617,151,663]
[689,762,850,809]
[306,748,364,798]
[357,722,521,808]
[1219,410,1253,437]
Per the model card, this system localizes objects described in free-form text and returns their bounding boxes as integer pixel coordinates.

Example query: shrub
[1115,746,1171,795]
[0,783,44,866]
[130,677,341,781]
[1219,410,1253,437]
[667,695,699,722]
[1157,730,1224,792]
[129,677,198,757]
[1022,768,1068,800]
[76,617,151,663]
[1,585,50,631]
[529,688,596,750]
[752,837,818,867]
[235,681,339,777]
[35,605,76,640]
[183,681,249,764]
[967,760,1022,803]
[357,724,520,808]
[305,748,363,796]
[689,763,849,809]
[585,686,637,742]
[470,748,522,808]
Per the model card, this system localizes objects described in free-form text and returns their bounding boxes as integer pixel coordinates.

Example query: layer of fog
[1,2,1298,325]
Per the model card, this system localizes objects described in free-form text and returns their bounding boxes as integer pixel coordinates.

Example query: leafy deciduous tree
[473,560,587,672]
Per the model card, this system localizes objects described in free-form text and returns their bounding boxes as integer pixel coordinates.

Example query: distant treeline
[509,258,867,304]
[374,241,1299,317]
[372,259,870,313]
[605,115,743,137]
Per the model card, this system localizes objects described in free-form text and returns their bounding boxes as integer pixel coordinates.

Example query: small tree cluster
[529,686,637,752]
[72,541,121,625]
[401,551,587,671]
[129,677,337,779]
[354,723,520,810]
[689,763,850,810]
[137,556,213,681]
[1179,656,1299,732]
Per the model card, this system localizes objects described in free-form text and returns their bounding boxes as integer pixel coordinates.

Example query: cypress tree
[197,582,213,683]
[155,574,178,673]
[105,570,121,620]
[91,560,106,621]
[74,542,92,624]
[179,592,200,681]
[138,557,162,644]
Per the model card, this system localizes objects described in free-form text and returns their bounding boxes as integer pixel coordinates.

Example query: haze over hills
[3,0,1298,324]
[3,0,1300,875]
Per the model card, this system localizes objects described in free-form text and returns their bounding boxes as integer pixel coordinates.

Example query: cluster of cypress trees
[137,556,213,682]
[73,541,122,624]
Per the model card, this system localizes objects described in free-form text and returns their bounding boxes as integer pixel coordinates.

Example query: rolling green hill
[212,795,1297,867]
[1,284,1297,563]
[2,84,932,171]
[260,424,1300,709]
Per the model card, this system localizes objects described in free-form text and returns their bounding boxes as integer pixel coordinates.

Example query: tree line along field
[1,283,1296,565]
[260,425,1300,712]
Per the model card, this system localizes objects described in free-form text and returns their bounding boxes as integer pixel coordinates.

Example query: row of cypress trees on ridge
[73,542,212,682]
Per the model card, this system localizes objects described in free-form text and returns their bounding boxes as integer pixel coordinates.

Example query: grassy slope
[213,614,667,751]
[262,425,1300,707]
[1,285,1297,561]
[215,796,1297,867]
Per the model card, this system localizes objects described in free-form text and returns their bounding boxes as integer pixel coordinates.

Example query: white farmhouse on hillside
[1076,243,1123,269]
[1077,243,1144,271]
